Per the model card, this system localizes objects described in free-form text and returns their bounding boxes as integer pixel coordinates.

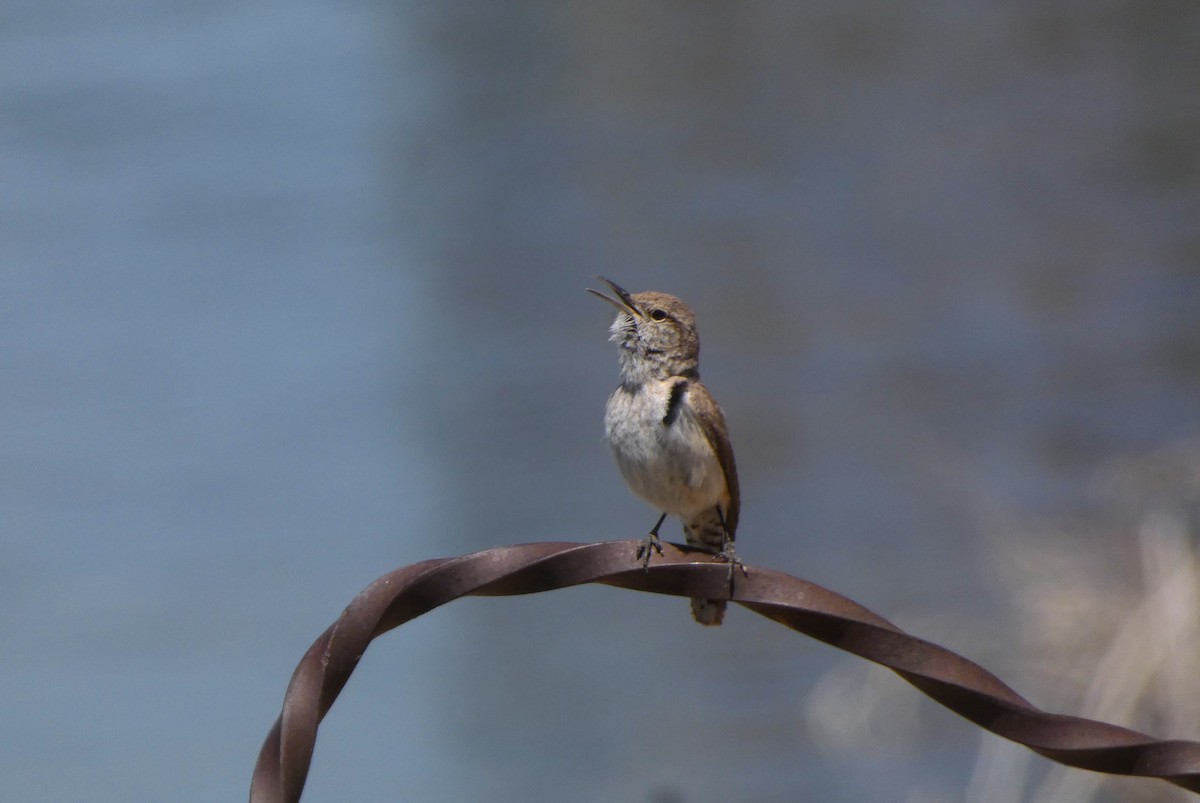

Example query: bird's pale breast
[604,379,727,520]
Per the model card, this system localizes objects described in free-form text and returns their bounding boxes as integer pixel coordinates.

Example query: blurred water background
[3,1,1198,801]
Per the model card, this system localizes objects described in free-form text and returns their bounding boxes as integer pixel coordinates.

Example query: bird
[588,277,743,626]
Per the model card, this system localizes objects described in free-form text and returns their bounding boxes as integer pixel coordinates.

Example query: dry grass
[805,439,1200,802]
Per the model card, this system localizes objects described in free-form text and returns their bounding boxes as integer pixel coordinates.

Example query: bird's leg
[712,506,747,590]
[636,512,668,569]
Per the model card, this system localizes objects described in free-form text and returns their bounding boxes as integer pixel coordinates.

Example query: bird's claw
[714,540,748,589]
[635,532,665,570]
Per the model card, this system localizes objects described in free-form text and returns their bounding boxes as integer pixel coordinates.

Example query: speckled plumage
[589,280,740,626]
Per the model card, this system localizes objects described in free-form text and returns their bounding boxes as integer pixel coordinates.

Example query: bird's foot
[635,532,665,570]
[713,540,748,589]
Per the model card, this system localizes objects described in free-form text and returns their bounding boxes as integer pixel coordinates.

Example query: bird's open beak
[586,277,642,317]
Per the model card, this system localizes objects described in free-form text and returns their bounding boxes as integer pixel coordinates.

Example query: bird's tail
[683,513,732,627]
[691,597,726,626]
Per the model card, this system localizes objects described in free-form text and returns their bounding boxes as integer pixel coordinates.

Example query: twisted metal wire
[250,540,1200,802]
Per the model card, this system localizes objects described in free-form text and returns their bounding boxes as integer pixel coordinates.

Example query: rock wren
[589,277,743,626]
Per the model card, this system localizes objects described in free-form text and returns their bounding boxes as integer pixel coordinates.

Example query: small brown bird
[589,278,742,626]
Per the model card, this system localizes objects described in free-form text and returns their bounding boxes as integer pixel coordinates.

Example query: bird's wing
[686,380,739,538]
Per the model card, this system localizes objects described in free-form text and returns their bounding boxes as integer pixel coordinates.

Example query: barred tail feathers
[683,512,731,627]
[691,597,726,626]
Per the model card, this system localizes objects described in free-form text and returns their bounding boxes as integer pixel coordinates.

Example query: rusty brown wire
[250,540,1200,802]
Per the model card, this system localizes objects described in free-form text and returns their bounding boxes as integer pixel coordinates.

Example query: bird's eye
[649,309,668,321]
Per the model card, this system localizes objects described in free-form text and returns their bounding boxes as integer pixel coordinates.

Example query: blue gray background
[3,1,1198,801]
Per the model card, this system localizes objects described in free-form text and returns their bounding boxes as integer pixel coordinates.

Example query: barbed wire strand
[250,540,1200,802]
